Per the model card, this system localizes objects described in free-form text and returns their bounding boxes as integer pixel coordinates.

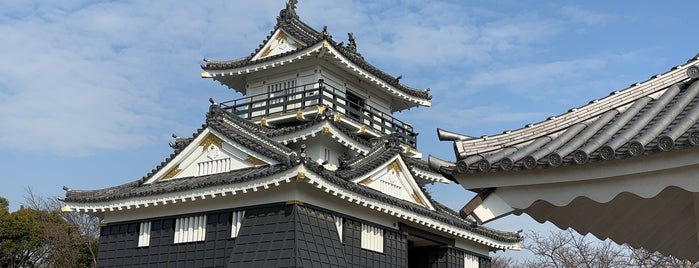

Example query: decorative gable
[353,156,434,210]
[146,128,277,184]
[252,29,305,61]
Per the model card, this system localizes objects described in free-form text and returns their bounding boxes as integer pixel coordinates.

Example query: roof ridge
[452,56,699,157]
[207,105,297,166]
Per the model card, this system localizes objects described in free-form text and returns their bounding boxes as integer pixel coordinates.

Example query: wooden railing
[219,79,417,147]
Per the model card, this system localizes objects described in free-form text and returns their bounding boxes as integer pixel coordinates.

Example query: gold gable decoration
[200,134,223,150]
[163,165,181,180]
[387,160,402,174]
[358,177,373,185]
[246,155,266,165]
[261,47,273,57]
[411,192,426,206]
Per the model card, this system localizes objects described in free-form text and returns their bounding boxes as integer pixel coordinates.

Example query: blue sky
[1,0,697,258]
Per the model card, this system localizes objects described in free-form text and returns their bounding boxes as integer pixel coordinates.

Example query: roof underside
[521,186,699,262]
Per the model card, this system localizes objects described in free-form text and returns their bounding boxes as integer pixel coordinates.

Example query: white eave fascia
[322,45,431,107]
[300,166,519,250]
[457,57,699,156]
[200,42,326,78]
[409,166,451,184]
[199,41,432,108]
[62,164,519,250]
[63,168,301,214]
[272,121,371,155]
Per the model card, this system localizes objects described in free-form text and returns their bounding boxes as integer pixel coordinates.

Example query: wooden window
[267,79,297,105]
[230,211,245,238]
[137,221,151,247]
[174,215,207,243]
[346,91,364,121]
[360,223,383,252]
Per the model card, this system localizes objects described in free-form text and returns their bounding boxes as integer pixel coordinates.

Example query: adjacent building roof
[429,53,699,261]
[432,55,699,175]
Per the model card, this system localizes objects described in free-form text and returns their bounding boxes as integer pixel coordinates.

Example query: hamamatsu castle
[61,2,522,267]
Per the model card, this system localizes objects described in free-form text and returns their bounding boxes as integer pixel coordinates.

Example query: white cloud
[0,0,665,157]
[558,5,616,26]
[0,0,282,155]
[466,58,608,94]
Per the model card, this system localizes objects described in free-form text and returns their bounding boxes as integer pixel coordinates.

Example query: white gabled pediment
[251,29,306,61]
[145,128,278,184]
[352,155,434,210]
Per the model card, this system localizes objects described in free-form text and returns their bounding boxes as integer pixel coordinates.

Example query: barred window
[230,211,245,238]
[334,216,343,242]
[464,253,479,268]
[174,215,207,243]
[360,223,383,252]
[137,221,151,247]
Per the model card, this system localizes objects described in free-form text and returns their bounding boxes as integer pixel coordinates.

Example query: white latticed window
[174,215,207,243]
[360,223,383,252]
[230,211,245,238]
[464,253,479,268]
[334,216,343,242]
[137,221,151,247]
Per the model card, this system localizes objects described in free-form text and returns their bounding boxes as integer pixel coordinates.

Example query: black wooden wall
[95,203,490,268]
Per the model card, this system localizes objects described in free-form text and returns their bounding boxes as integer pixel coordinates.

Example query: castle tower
[62,2,521,267]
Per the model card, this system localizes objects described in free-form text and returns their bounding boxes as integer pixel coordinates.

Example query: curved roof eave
[438,55,699,174]
[453,56,699,157]
[201,41,432,109]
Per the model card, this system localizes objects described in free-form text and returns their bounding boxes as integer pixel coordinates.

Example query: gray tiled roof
[199,3,431,101]
[64,104,520,243]
[266,117,373,148]
[304,161,522,243]
[65,165,290,203]
[433,59,699,174]
[207,105,296,166]
[335,138,403,179]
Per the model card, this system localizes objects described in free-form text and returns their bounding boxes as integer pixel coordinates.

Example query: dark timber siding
[97,211,235,267]
[342,218,407,267]
[96,203,485,267]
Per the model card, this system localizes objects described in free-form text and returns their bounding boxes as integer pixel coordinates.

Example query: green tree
[0,206,48,267]
[0,193,99,268]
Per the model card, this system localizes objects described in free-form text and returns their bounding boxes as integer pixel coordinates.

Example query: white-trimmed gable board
[252,29,306,61]
[145,128,278,184]
[352,155,434,210]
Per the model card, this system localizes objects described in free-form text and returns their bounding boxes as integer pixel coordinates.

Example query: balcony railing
[219,79,417,147]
